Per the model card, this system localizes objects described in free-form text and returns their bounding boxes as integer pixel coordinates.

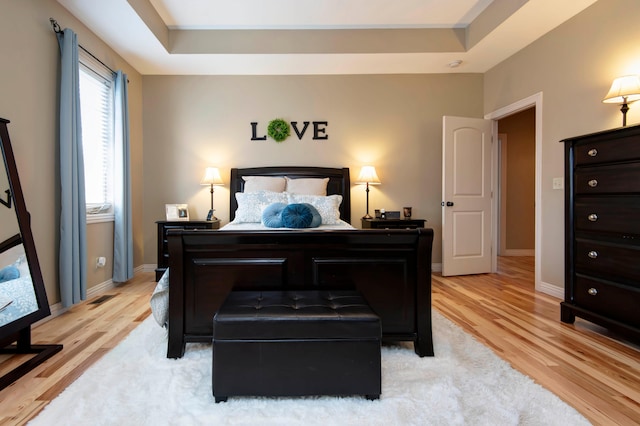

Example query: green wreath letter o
[267,119,291,142]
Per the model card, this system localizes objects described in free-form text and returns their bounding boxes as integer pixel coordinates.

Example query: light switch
[552,177,564,190]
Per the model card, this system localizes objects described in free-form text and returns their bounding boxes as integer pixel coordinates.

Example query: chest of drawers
[561,125,640,340]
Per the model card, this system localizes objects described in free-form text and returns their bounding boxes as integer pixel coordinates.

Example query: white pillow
[285,177,329,195]
[234,191,288,223]
[287,193,342,225]
[243,176,286,193]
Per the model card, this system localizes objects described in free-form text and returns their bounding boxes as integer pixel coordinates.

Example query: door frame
[498,133,507,256]
[485,92,543,292]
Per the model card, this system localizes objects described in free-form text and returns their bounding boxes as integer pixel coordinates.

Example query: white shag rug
[29,311,589,426]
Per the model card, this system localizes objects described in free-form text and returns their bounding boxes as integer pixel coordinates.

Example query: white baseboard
[142,263,157,273]
[39,265,147,325]
[536,280,564,299]
[501,249,535,256]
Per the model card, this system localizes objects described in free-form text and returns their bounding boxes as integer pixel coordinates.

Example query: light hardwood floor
[433,257,640,426]
[0,273,156,425]
[1,257,638,425]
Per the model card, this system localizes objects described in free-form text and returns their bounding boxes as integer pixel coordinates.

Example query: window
[78,50,115,222]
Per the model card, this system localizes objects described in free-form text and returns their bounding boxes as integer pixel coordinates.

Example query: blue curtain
[56,28,87,307]
[113,71,133,283]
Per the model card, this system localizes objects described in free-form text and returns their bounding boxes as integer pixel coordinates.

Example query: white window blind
[79,50,115,220]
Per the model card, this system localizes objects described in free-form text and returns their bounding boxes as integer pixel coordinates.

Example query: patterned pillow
[287,194,342,225]
[234,191,288,223]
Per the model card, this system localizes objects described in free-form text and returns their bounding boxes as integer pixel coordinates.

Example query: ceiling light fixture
[448,60,463,68]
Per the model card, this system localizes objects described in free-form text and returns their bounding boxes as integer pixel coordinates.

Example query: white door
[442,116,493,276]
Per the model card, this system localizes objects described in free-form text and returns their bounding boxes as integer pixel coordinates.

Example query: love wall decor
[251,119,328,143]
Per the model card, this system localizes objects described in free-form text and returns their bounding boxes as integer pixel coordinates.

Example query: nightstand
[361,218,426,229]
[155,220,219,280]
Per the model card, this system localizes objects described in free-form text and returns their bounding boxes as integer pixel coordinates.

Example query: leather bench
[212,290,381,402]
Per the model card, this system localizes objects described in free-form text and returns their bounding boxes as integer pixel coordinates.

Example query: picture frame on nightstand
[165,203,189,221]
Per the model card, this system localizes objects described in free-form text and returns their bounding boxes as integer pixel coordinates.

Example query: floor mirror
[0,117,62,390]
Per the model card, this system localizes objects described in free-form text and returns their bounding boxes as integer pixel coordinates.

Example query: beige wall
[4,0,636,303]
[498,108,535,251]
[142,74,484,264]
[0,0,144,303]
[484,0,640,288]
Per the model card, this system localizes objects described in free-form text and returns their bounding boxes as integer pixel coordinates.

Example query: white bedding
[149,220,356,327]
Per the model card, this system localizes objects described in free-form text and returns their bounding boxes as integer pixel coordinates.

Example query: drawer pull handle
[588,179,598,188]
[587,287,598,296]
[588,213,598,222]
[588,148,598,157]
[588,250,598,259]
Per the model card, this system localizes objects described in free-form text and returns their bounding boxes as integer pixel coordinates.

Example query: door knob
[441,201,454,207]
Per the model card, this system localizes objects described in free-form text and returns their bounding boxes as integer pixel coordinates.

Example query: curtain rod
[49,18,118,77]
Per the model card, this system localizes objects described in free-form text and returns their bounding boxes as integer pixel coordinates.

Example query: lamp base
[621,102,629,126]
[206,209,217,221]
[362,213,373,219]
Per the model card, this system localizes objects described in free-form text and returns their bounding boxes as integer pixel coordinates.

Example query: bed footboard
[167,228,434,358]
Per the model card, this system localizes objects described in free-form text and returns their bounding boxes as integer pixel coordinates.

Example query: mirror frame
[0,117,62,390]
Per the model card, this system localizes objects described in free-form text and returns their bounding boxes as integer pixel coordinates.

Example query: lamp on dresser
[356,166,381,219]
[200,167,224,221]
[602,75,640,126]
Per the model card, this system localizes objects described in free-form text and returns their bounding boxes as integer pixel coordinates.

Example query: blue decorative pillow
[302,203,322,228]
[0,265,20,283]
[262,202,287,228]
[281,203,314,228]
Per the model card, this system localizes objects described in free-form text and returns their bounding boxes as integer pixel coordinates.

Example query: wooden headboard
[229,166,351,223]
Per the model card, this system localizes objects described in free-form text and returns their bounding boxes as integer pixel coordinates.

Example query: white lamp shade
[356,166,381,185]
[603,75,640,104]
[200,167,224,186]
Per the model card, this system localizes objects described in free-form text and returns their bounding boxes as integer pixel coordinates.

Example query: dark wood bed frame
[167,166,434,358]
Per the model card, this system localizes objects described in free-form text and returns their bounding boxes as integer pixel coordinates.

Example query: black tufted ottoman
[212,290,381,403]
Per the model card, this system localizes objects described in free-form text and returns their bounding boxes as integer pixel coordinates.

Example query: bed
[160,166,434,358]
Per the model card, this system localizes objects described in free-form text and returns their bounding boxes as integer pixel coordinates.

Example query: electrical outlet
[96,257,106,268]
[552,177,564,190]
